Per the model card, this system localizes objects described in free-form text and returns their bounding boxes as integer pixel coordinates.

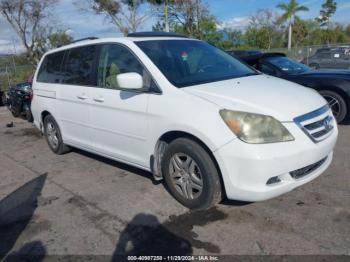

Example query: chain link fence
[0,63,34,92]
[0,42,34,92]
[266,43,350,69]
[1,42,350,94]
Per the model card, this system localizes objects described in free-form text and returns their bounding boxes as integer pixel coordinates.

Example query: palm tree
[277,0,309,50]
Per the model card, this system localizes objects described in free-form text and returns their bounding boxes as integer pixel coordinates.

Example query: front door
[90,44,152,167]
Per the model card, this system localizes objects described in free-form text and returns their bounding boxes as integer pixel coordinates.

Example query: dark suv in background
[234,52,350,123]
[304,47,350,69]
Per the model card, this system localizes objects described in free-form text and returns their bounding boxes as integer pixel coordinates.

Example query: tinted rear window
[61,45,97,86]
[37,51,65,83]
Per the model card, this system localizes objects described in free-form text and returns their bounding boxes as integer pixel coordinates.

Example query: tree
[277,0,309,50]
[24,29,73,61]
[148,0,171,32]
[0,0,59,63]
[166,0,220,41]
[316,0,337,28]
[224,30,244,49]
[249,9,281,49]
[292,17,309,47]
[48,31,74,48]
[346,24,350,38]
[80,0,150,35]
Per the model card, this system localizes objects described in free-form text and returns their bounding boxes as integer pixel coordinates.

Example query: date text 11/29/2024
[127,255,219,261]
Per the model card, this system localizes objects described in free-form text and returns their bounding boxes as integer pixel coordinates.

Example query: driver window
[259,63,276,76]
[97,44,152,90]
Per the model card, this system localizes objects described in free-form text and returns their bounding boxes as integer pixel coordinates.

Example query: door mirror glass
[116,72,143,90]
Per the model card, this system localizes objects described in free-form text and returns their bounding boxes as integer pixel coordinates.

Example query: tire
[11,109,20,117]
[310,63,320,69]
[0,92,6,106]
[319,90,348,123]
[25,109,33,122]
[162,138,222,210]
[44,115,70,154]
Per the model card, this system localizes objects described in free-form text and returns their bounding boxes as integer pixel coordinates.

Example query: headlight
[220,109,294,144]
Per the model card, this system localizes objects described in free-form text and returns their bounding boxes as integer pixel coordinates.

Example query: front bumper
[214,122,338,202]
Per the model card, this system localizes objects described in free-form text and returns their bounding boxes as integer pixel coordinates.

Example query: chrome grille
[294,105,335,143]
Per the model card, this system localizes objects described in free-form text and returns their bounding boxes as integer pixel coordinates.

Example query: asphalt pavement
[0,106,349,259]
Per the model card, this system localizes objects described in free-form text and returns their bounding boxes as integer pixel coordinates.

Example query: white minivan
[31,32,338,209]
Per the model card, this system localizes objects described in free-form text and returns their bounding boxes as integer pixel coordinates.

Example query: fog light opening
[266,176,281,185]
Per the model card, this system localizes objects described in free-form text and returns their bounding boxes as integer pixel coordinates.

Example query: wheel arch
[41,110,51,122]
[150,130,226,197]
[318,86,350,117]
[40,110,52,132]
[317,86,349,100]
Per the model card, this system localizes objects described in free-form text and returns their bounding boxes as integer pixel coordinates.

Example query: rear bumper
[214,122,338,202]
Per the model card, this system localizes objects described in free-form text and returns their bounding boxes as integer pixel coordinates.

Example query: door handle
[77,95,88,100]
[93,97,105,103]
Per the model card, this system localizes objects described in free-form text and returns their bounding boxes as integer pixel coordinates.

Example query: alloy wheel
[323,94,341,119]
[46,122,59,149]
[169,153,203,200]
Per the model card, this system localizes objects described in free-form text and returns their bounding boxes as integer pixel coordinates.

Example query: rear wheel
[44,115,70,154]
[162,138,222,210]
[320,90,348,123]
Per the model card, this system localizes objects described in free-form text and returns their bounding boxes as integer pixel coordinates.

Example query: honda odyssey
[31,32,338,209]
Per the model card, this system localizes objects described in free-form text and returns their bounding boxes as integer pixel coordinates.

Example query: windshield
[136,40,258,88]
[266,56,310,74]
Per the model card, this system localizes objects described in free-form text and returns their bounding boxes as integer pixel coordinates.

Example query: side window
[317,52,331,59]
[97,44,152,90]
[37,51,65,83]
[259,63,276,76]
[61,45,97,86]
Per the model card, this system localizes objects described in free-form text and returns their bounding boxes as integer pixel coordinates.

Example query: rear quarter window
[37,51,65,83]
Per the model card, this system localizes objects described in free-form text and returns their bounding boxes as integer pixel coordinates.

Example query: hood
[299,69,350,79]
[183,75,327,121]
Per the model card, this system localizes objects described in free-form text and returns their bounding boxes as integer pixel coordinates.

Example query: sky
[1,0,350,54]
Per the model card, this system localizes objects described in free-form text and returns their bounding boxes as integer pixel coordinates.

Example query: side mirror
[116,72,143,90]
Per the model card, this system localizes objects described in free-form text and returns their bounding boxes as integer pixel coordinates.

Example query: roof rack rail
[71,37,99,44]
[127,32,187,38]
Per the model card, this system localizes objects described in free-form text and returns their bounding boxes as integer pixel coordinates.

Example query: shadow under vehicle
[7,82,33,122]
[302,47,350,70]
[236,52,350,123]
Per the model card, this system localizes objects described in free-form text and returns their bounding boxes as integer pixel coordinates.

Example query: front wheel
[44,115,70,154]
[162,138,222,210]
[319,90,348,123]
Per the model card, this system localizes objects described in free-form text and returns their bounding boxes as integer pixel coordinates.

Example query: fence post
[6,66,11,91]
